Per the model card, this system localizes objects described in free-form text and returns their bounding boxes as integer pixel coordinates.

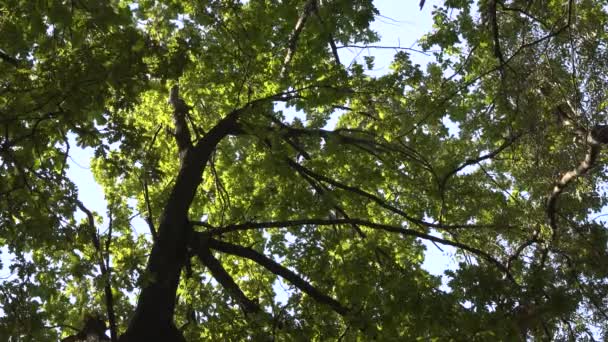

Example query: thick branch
[121,91,304,340]
[192,237,261,314]
[200,235,349,316]
[327,34,341,66]
[61,316,110,342]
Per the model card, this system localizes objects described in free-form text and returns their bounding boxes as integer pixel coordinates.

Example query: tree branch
[499,4,549,29]
[200,235,349,316]
[260,119,432,171]
[285,149,365,238]
[76,201,118,342]
[168,85,193,157]
[440,134,519,191]
[286,159,493,230]
[507,228,540,271]
[281,0,317,78]
[489,0,505,68]
[547,126,608,233]
[142,179,158,241]
[310,2,340,66]
[122,91,250,341]
[0,48,18,67]
[192,218,512,279]
[192,236,261,315]
[337,44,431,55]
[140,124,160,241]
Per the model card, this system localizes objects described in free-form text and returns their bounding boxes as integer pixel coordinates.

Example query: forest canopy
[1,0,608,340]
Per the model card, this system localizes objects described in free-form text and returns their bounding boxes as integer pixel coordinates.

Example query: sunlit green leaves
[3,0,608,340]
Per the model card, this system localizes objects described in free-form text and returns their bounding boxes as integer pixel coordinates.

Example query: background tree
[1,0,608,340]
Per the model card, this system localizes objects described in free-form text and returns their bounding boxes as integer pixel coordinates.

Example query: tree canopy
[1,0,608,340]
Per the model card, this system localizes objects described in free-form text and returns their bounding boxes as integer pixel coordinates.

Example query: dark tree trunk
[119,112,239,341]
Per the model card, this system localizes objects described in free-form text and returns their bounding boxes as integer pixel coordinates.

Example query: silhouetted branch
[191,218,512,280]
[489,0,505,68]
[281,0,317,77]
[75,201,117,342]
[286,159,497,230]
[191,236,261,314]
[336,44,431,55]
[142,179,158,241]
[310,2,340,66]
[168,85,193,157]
[260,120,432,171]
[0,48,18,67]
[288,156,365,238]
[202,235,349,316]
[440,134,520,191]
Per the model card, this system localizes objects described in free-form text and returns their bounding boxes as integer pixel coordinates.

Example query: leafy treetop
[1,0,608,341]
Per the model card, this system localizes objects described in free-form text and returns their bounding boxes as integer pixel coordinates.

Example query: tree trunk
[119,113,239,341]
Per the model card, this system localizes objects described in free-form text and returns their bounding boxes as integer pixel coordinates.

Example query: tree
[1,0,608,340]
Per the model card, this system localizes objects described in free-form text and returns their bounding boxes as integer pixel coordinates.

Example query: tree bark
[119,112,239,341]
